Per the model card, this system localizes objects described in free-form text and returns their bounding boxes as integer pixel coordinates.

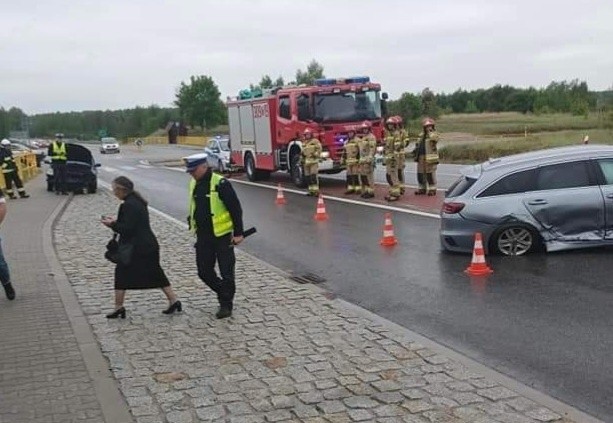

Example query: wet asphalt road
[90,145,612,421]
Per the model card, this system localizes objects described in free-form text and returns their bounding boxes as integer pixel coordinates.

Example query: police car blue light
[346,76,370,84]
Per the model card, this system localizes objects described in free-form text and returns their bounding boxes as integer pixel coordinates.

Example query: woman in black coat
[101,176,181,318]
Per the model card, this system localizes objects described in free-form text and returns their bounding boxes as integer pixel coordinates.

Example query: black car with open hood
[46,143,100,193]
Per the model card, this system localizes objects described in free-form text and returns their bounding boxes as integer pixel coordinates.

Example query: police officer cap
[183,153,211,172]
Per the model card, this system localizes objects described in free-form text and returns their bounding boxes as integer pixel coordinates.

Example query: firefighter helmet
[359,121,372,132]
[385,117,396,127]
[422,117,435,127]
[1,139,10,146]
[392,115,403,125]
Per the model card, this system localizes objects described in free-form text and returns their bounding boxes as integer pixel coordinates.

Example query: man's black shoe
[215,307,232,319]
[3,283,15,300]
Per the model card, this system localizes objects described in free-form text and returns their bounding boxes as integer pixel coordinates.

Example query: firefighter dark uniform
[357,121,376,199]
[383,120,401,201]
[415,117,440,196]
[301,129,322,196]
[0,139,29,199]
[48,137,68,195]
[342,131,361,194]
[186,153,244,319]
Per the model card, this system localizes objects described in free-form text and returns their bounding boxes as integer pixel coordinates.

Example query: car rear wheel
[491,224,540,256]
[87,180,97,194]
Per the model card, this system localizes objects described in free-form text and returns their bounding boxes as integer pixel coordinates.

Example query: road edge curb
[42,194,134,423]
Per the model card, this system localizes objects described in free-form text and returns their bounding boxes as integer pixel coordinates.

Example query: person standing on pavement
[101,176,181,318]
[300,128,322,196]
[394,116,410,195]
[48,134,68,195]
[342,129,361,195]
[414,117,440,196]
[356,121,377,199]
[184,153,244,319]
[0,190,16,300]
[0,139,30,199]
[383,118,401,202]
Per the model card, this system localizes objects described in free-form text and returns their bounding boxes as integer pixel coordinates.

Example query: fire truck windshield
[313,90,381,123]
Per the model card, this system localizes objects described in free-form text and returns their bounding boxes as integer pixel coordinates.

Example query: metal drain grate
[289,272,326,285]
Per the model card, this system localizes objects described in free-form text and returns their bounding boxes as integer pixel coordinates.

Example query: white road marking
[161,165,440,219]
[101,166,118,173]
[120,166,137,171]
[227,176,441,219]
[137,164,153,169]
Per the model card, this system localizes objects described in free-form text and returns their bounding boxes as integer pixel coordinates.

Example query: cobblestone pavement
[55,191,578,423]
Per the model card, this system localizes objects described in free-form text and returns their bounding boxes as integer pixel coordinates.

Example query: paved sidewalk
[51,188,596,423]
[0,176,131,422]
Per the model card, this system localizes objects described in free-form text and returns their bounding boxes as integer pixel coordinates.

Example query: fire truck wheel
[245,153,258,182]
[290,153,307,188]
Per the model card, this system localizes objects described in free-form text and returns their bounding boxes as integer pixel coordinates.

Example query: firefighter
[383,118,401,201]
[300,128,322,196]
[414,117,440,196]
[394,116,410,195]
[0,139,29,199]
[342,129,361,194]
[357,121,376,199]
[48,133,68,195]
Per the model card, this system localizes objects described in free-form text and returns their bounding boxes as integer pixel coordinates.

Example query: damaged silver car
[440,145,613,256]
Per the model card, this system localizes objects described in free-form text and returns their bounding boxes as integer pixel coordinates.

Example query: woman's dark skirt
[114,250,170,290]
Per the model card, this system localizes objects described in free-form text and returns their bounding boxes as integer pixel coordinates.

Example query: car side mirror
[95,163,101,167]
[382,92,389,100]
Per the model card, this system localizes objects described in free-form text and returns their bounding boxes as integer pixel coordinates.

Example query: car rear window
[477,169,536,198]
[446,176,477,198]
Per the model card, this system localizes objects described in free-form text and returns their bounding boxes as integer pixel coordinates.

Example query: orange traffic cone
[464,233,493,276]
[313,195,329,221]
[275,184,286,205]
[380,213,398,246]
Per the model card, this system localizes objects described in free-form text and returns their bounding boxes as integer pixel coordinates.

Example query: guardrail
[0,152,40,189]
[127,136,207,147]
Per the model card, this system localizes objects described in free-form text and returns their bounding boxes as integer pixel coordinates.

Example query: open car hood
[66,143,94,165]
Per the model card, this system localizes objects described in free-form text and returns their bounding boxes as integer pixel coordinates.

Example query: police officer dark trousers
[48,138,68,195]
[186,153,244,319]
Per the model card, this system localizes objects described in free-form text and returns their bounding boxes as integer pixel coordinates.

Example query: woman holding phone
[101,176,181,318]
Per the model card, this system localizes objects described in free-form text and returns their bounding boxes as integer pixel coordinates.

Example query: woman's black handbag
[105,233,134,265]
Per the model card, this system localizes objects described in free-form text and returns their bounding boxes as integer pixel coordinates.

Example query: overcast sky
[2,0,612,114]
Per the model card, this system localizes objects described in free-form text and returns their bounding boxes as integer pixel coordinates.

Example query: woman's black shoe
[106,307,126,319]
[162,300,182,315]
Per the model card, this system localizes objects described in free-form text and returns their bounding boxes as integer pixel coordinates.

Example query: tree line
[387,79,601,124]
[1,59,611,140]
[0,105,179,140]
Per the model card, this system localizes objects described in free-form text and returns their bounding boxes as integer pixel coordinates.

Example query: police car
[204,135,232,172]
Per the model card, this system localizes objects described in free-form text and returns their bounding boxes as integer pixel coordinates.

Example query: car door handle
[528,199,548,205]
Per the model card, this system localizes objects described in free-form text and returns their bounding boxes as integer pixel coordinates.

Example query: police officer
[383,119,401,201]
[300,128,322,196]
[342,129,361,194]
[357,121,376,198]
[48,133,68,195]
[414,117,440,196]
[185,153,244,319]
[0,139,29,199]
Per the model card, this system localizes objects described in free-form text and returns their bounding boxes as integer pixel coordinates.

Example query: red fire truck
[228,76,387,187]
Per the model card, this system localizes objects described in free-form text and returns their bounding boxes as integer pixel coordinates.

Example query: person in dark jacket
[184,153,244,319]
[101,176,181,318]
